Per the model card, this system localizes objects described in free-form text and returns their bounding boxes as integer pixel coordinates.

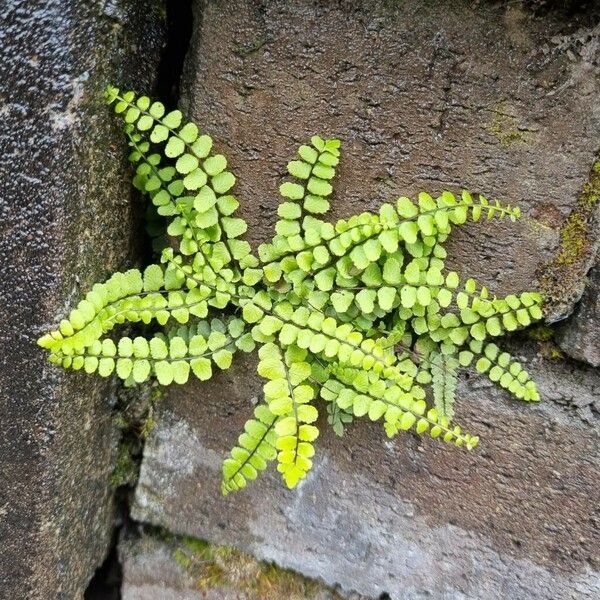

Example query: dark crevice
[523,0,600,19]
[156,0,194,108]
[84,526,123,600]
[84,1,194,598]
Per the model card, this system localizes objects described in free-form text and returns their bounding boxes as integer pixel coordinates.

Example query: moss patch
[526,324,555,342]
[540,156,600,317]
[110,438,138,488]
[110,383,160,488]
[159,530,345,599]
[488,103,531,148]
[538,341,564,361]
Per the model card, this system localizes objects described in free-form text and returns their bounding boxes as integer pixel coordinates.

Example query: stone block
[0,1,164,597]
[557,266,600,367]
[180,0,600,308]
[132,344,600,599]
[120,527,353,600]
[131,1,600,598]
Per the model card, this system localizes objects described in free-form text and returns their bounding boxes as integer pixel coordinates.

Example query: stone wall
[3,0,599,598]
[0,1,164,597]
[128,1,600,598]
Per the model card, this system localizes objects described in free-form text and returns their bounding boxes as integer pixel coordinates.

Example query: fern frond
[106,87,258,274]
[257,343,319,488]
[322,372,478,449]
[259,300,414,390]
[159,249,239,310]
[125,127,206,257]
[258,190,520,307]
[463,342,540,402]
[279,137,338,226]
[47,315,249,385]
[37,266,215,356]
[222,403,279,495]
[258,136,340,273]
[423,288,544,349]
[326,400,354,436]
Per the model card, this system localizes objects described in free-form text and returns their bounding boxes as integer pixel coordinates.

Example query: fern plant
[38,87,543,494]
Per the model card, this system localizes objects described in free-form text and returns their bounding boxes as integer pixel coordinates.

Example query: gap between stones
[84,1,194,597]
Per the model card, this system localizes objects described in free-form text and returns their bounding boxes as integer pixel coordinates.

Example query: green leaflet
[430,351,458,422]
[38,85,544,498]
[47,317,246,387]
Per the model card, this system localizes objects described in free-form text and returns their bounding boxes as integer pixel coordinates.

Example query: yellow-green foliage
[38,87,544,495]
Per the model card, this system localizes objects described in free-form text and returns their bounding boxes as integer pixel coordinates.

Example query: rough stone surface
[557,265,600,366]
[130,2,600,598]
[541,154,600,322]
[0,1,164,597]
[133,343,600,599]
[181,0,600,310]
[120,531,204,600]
[120,527,354,600]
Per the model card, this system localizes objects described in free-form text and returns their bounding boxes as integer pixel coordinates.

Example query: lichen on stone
[487,103,532,148]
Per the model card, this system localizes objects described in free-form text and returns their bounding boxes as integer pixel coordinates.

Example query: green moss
[109,439,138,488]
[538,341,564,360]
[110,380,161,487]
[166,531,343,598]
[540,154,600,309]
[173,548,193,570]
[139,414,156,440]
[554,213,588,267]
[527,325,555,342]
[182,536,212,556]
[157,1,167,23]
[488,104,531,148]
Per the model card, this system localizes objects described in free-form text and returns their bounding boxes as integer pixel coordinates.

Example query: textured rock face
[0,1,163,597]
[129,1,600,598]
[180,0,600,307]
[542,156,600,323]
[120,532,203,600]
[557,266,600,367]
[132,345,600,599]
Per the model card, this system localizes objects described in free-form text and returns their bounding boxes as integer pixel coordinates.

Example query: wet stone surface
[132,343,600,599]
[0,1,164,597]
[120,526,357,600]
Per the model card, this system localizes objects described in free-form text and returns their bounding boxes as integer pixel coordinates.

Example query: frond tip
[222,403,278,495]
